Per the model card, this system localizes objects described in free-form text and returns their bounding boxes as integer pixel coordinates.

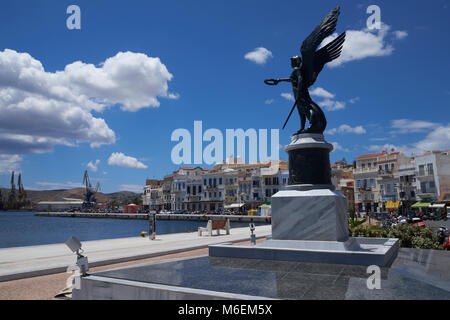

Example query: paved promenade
[0,225,271,282]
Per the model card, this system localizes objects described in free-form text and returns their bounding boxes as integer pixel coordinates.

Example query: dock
[34,212,271,223]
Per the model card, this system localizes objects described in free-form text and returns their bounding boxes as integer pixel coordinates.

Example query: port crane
[82,170,100,209]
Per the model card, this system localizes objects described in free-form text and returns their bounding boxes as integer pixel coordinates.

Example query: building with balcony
[143,179,164,211]
[353,151,406,212]
[414,150,450,202]
[331,160,355,211]
[395,156,417,211]
[201,171,225,212]
[353,152,385,213]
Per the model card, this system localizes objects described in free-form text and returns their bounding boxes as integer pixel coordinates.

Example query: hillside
[0,187,141,205]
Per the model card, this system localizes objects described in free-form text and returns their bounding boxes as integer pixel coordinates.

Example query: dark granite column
[284,133,334,190]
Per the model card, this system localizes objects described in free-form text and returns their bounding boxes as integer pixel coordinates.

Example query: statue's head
[290,56,302,68]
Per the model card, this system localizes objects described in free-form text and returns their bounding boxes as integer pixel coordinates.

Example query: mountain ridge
[0,187,141,205]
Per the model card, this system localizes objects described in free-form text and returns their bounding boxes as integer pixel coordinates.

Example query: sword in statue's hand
[264,78,298,130]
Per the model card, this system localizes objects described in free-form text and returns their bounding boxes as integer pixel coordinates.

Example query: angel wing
[300,7,345,87]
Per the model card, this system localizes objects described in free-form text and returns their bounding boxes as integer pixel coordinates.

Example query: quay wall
[34,212,271,223]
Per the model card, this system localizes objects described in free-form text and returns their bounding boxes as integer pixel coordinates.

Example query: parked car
[411,217,425,228]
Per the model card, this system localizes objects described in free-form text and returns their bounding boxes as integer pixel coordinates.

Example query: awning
[386,201,400,209]
[224,203,245,209]
[430,203,446,208]
[411,202,431,208]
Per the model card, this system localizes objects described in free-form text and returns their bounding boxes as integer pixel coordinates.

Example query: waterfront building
[184,168,207,212]
[170,167,209,211]
[143,150,449,215]
[413,150,450,202]
[162,175,173,211]
[261,165,289,204]
[143,156,288,213]
[395,155,417,213]
[353,151,405,213]
[36,199,83,211]
[201,170,225,212]
[143,179,164,211]
[353,152,384,213]
[331,160,355,212]
[377,152,404,210]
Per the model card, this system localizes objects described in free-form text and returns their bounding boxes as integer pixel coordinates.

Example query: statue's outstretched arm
[264,78,291,86]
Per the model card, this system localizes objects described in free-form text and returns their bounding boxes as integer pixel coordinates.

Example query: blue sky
[0,0,449,193]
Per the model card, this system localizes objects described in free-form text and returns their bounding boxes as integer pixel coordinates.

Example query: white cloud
[0,155,22,174]
[265,99,274,105]
[414,124,450,152]
[61,51,175,112]
[322,24,396,67]
[310,87,335,99]
[244,47,273,65]
[370,137,390,142]
[281,92,294,101]
[393,30,408,40]
[349,97,360,104]
[331,142,349,152]
[119,184,144,193]
[308,87,346,112]
[87,159,100,172]
[366,143,403,154]
[167,93,180,100]
[391,119,438,134]
[326,124,366,135]
[319,99,346,111]
[282,90,345,111]
[367,123,450,156]
[0,49,176,156]
[108,152,148,169]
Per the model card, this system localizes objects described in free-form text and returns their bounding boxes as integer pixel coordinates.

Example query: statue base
[271,188,348,242]
[286,133,333,186]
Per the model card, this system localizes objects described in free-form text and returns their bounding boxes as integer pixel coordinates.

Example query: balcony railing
[353,167,378,174]
[415,171,433,178]
[378,169,393,176]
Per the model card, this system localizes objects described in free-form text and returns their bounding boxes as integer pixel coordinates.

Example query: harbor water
[0,211,262,249]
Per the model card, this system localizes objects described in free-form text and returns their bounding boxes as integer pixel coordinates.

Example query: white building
[36,200,83,211]
[414,150,450,201]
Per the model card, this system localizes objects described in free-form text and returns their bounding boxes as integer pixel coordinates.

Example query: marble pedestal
[271,188,348,242]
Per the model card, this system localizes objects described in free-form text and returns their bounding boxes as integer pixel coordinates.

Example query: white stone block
[271,189,348,242]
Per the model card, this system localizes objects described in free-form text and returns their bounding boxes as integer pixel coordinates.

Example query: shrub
[350,223,442,250]
[350,224,383,237]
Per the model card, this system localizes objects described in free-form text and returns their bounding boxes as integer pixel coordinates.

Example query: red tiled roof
[356,152,387,159]
[180,166,209,171]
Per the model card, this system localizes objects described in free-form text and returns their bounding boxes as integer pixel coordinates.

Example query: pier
[34,212,271,223]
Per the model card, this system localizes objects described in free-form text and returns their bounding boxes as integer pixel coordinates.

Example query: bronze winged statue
[265,7,346,135]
